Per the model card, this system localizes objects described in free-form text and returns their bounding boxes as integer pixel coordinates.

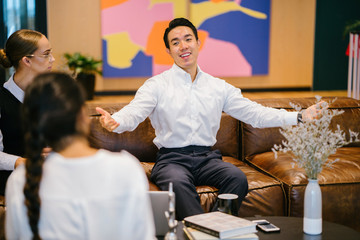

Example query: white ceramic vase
[303,178,322,235]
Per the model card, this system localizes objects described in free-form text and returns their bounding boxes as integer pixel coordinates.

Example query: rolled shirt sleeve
[0,130,17,171]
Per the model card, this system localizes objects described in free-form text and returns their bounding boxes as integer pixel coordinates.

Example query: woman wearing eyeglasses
[0,29,55,195]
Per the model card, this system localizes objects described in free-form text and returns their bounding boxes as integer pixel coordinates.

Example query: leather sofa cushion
[248,148,360,186]
[87,102,159,162]
[89,115,158,162]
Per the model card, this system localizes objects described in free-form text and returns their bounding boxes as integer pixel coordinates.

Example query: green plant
[343,20,360,38]
[63,52,102,76]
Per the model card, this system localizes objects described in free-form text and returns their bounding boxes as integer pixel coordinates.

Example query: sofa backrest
[86,102,240,162]
[241,97,360,160]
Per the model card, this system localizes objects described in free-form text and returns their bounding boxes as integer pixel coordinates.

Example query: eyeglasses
[26,50,53,60]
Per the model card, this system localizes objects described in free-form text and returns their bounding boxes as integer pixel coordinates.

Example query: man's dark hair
[163,18,198,49]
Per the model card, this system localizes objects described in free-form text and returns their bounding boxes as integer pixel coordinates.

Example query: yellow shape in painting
[103,32,142,69]
[191,1,267,28]
[150,0,187,18]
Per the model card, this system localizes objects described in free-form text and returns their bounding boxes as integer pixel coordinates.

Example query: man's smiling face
[166,26,200,74]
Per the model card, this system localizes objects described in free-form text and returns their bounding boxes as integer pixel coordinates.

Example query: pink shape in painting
[198,37,251,77]
[101,0,173,46]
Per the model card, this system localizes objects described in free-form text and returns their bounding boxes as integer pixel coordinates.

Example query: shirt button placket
[189,83,195,144]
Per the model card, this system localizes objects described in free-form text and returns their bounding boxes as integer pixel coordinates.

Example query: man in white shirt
[96,18,320,220]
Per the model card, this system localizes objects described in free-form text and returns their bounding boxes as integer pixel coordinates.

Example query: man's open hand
[302,100,328,121]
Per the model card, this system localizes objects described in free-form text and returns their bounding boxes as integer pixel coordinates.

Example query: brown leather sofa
[0,96,357,238]
[86,96,360,232]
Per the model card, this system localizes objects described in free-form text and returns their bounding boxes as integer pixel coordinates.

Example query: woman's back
[6,149,155,240]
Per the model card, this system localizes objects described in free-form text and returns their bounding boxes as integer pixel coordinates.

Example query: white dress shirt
[5,149,156,240]
[112,64,298,149]
[0,74,24,170]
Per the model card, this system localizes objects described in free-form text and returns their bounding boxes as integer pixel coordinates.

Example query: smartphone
[252,219,280,232]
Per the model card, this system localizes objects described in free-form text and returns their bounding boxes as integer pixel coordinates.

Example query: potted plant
[343,20,360,38]
[63,52,102,100]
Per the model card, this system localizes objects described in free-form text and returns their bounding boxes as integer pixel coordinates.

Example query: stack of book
[183,212,258,240]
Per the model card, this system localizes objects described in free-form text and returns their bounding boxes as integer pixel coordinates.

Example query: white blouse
[5,149,155,240]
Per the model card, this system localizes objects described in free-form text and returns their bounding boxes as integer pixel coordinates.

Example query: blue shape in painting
[198,0,270,75]
[102,40,153,77]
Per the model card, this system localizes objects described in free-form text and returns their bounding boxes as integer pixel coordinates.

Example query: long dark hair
[22,72,86,240]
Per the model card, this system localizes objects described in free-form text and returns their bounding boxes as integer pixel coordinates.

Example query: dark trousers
[150,146,248,220]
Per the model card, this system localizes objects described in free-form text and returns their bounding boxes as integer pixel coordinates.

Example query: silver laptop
[148,191,170,236]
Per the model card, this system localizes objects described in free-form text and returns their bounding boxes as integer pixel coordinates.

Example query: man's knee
[226,167,247,182]
[234,170,247,184]
[235,170,248,188]
[226,169,248,195]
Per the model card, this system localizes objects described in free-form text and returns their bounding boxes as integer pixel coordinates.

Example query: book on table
[183,212,257,239]
[183,225,259,240]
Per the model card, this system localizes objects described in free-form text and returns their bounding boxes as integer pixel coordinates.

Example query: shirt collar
[3,73,25,103]
[171,64,204,83]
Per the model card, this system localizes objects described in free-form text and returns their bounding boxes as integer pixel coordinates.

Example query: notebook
[148,191,170,236]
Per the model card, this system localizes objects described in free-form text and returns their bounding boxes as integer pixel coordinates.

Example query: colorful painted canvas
[101,0,270,77]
